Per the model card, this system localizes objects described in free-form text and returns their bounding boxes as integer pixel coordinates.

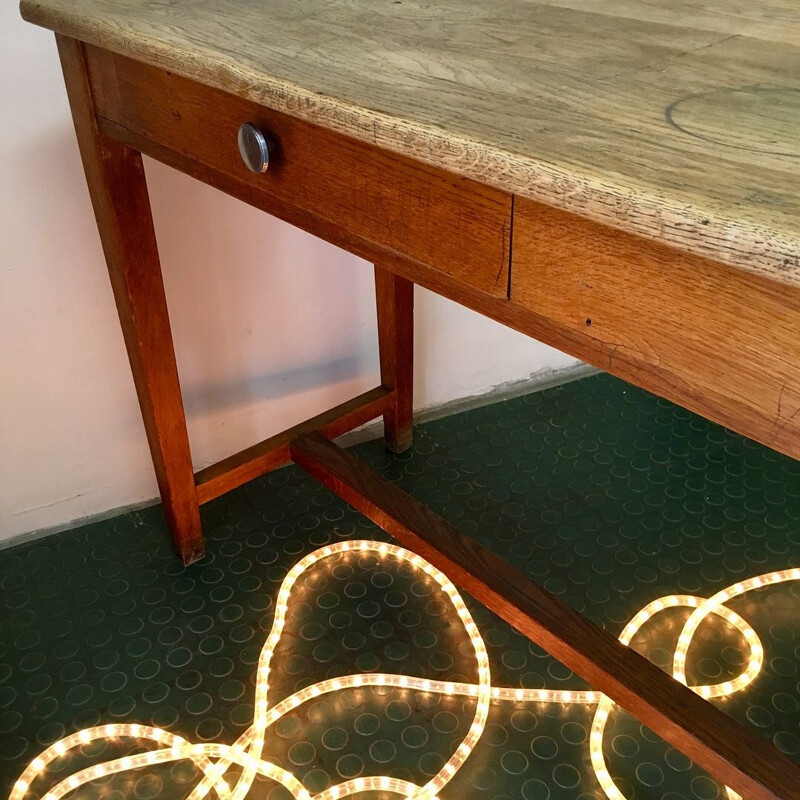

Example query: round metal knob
[237,123,274,173]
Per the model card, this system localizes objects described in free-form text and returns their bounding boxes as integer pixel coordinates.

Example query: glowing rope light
[8,542,797,800]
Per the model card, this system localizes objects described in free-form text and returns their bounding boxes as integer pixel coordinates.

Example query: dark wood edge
[290,431,799,800]
[195,385,392,504]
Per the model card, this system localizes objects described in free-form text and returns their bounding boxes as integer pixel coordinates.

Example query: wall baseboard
[1,362,596,552]
[0,498,159,552]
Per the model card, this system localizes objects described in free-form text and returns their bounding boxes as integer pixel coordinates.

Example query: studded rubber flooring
[1,373,799,800]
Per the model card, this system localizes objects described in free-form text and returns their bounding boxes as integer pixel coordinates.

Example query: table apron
[85,44,800,464]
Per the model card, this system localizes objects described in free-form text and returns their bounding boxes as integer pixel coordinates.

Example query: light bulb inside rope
[8,541,799,800]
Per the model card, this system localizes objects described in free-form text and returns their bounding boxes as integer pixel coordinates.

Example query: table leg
[57,36,204,565]
[375,267,414,452]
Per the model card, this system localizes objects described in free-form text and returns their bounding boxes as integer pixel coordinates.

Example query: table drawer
[84,46,511,298]
[509,196,800,461]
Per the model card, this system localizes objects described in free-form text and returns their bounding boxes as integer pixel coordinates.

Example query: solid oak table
[20,1,800,798]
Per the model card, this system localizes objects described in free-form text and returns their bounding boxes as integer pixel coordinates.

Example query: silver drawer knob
[237,123,275,173]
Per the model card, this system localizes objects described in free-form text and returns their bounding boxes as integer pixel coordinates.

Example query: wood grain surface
[290,431,800,800]
[511,197,800,460]
[20,0,800,285]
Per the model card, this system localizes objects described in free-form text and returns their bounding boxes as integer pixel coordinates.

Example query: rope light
[8,540,799,800]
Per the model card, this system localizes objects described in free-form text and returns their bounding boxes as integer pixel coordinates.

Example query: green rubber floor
[1,373,799,800]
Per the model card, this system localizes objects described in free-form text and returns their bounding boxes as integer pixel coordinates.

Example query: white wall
[0,10,577,542]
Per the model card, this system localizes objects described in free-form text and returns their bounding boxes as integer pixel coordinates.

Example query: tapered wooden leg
[374,267,414,452]
[57,36,204,564]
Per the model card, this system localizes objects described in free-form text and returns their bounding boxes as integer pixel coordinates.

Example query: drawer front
[510,196,800,460]
[85,46,511,298]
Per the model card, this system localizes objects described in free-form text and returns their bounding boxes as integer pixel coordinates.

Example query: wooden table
[21,1,800,797]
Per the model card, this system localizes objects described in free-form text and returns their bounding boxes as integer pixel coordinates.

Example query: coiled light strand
[9,543,797,800]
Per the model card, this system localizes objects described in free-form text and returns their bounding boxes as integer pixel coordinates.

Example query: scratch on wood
[772,381,800,440]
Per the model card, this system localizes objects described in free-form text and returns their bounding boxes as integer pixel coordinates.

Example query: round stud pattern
[1,374,799,799]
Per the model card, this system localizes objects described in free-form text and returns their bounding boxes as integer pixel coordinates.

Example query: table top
[21,0,800,285]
